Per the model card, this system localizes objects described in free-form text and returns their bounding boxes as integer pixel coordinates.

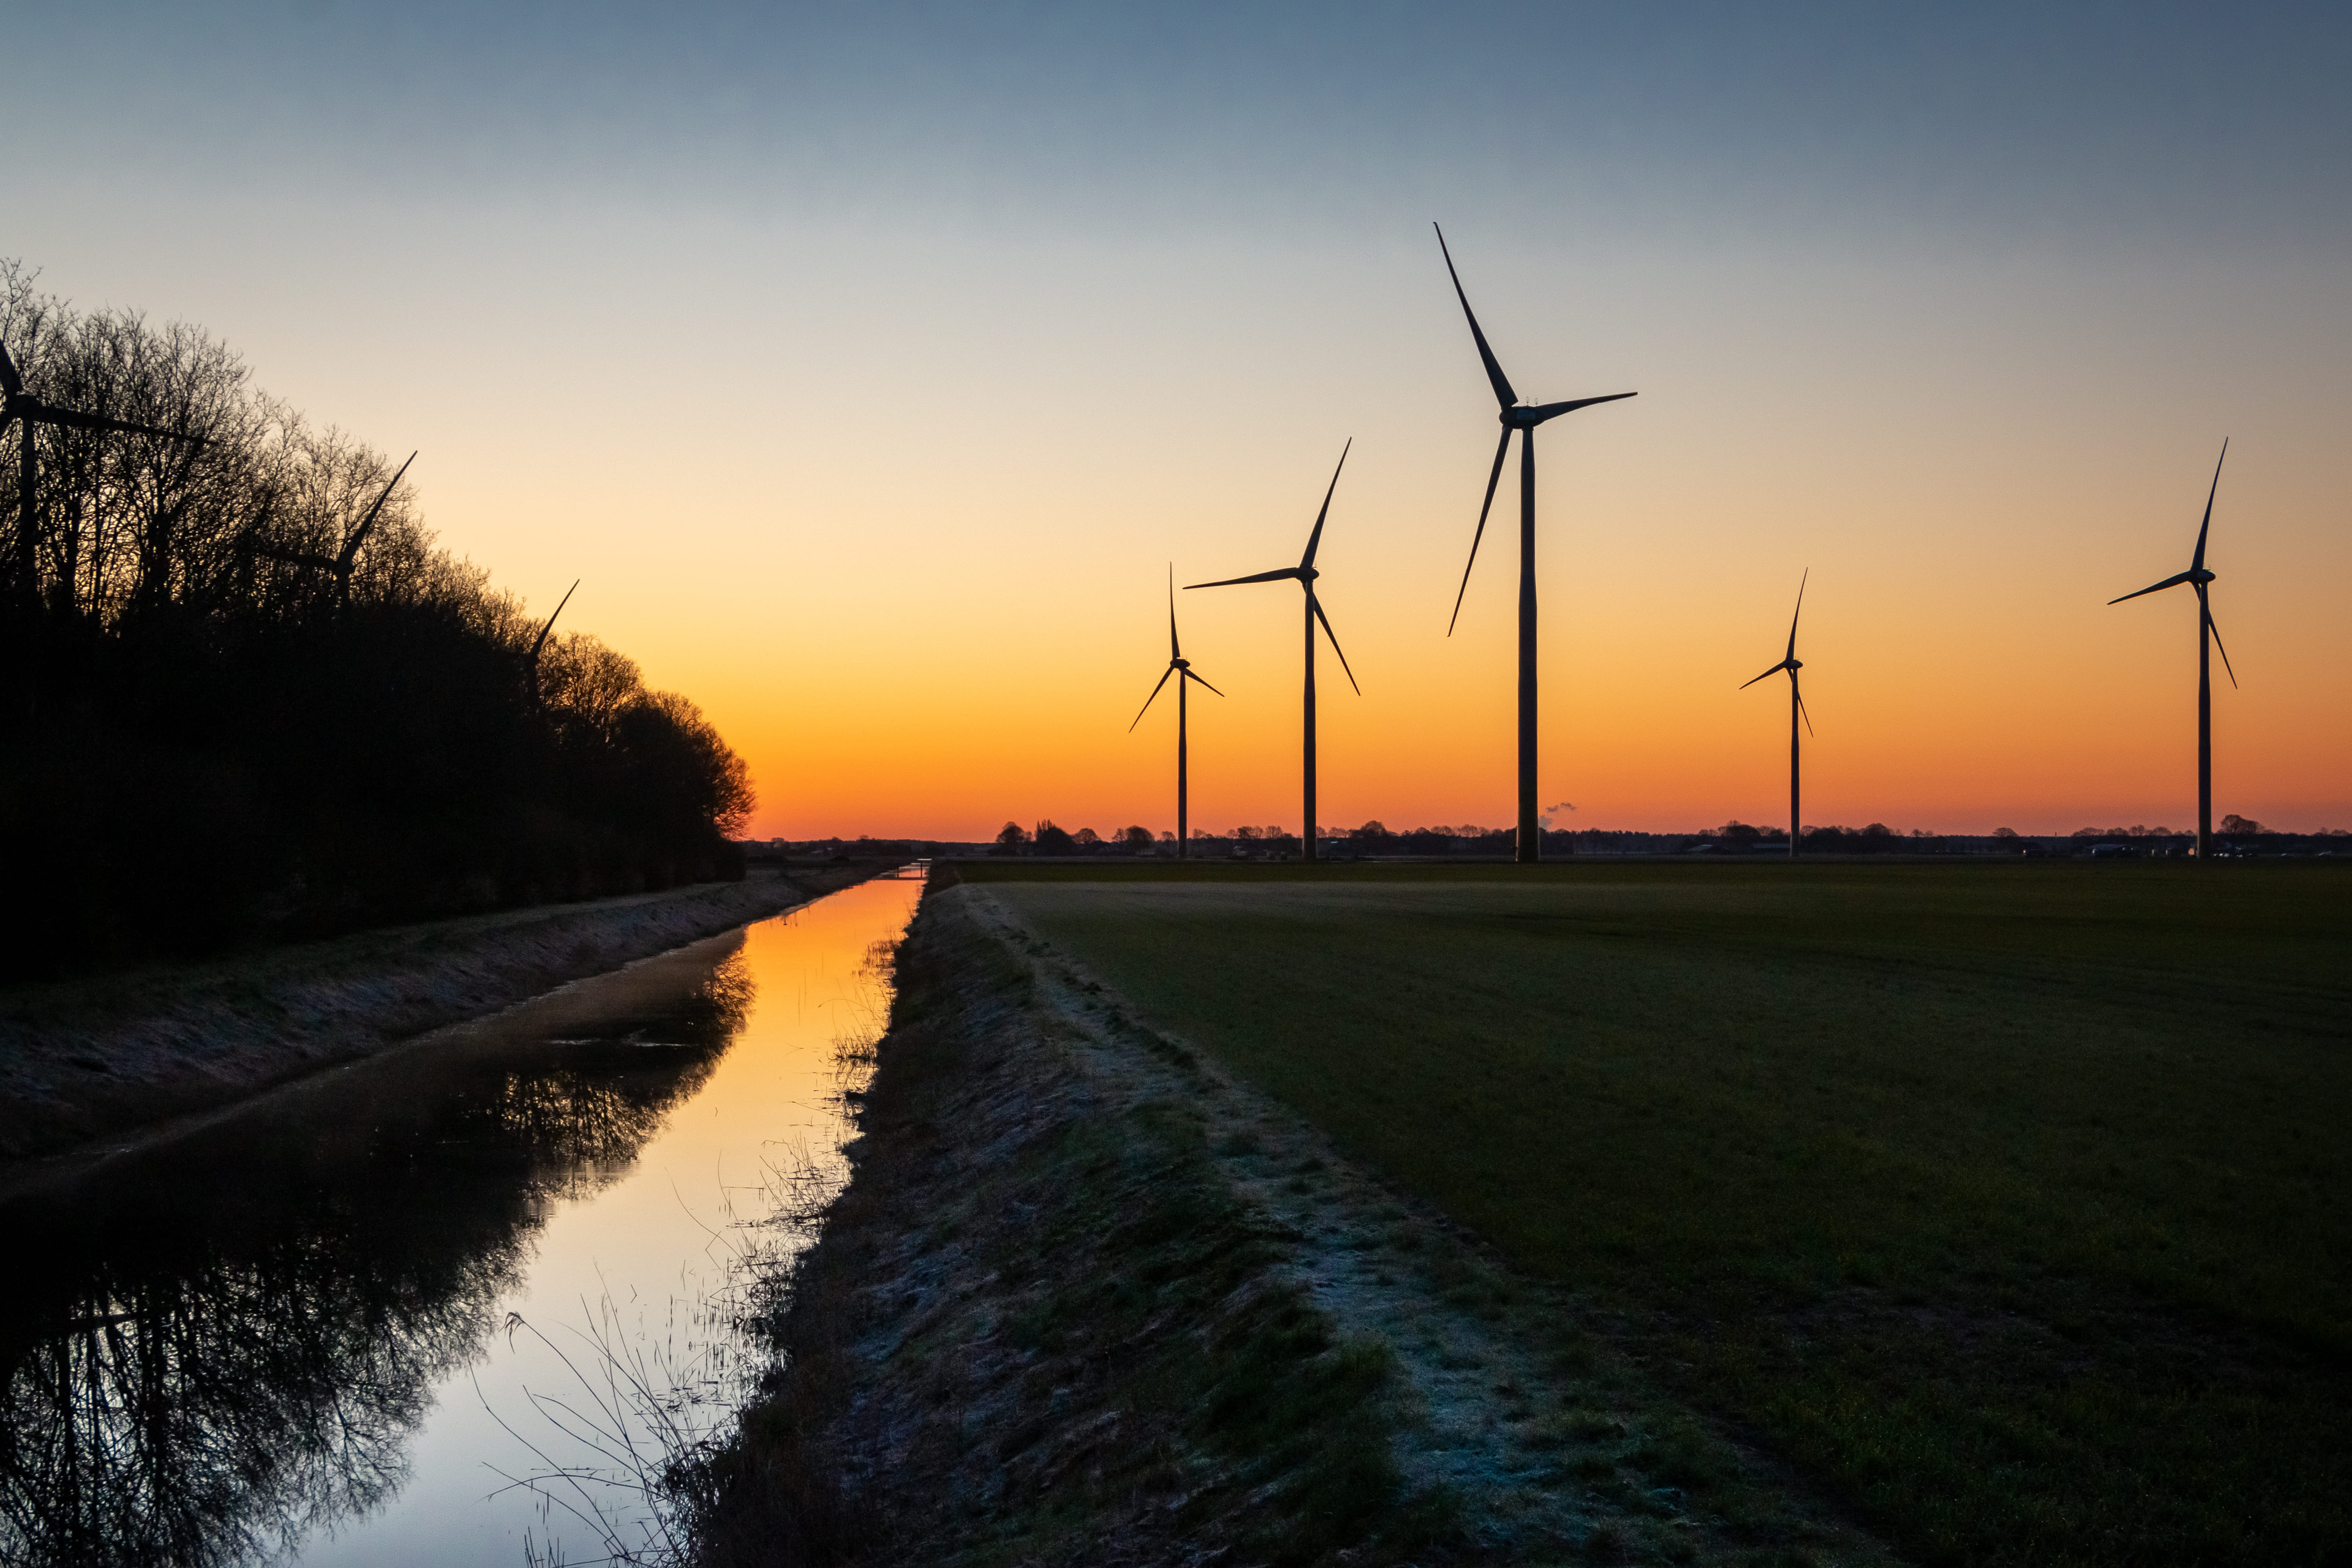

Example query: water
[0,870,925,1568]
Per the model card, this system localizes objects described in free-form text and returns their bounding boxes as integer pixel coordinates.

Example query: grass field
[961,860,2352,1567]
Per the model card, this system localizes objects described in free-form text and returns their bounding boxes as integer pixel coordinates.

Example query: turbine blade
[1182,667,1226,698]
[2201,586,2238,689]
[0,341,20,398]
[2108,571,2193,605]
[1300,438,1352,570]
[1795,677,1814,736]
[340,449,417,567]
[34,403,210,444]
[1433,224,1518,409]
[1739,662,1789,690]
[1167,563,1180,660]
[1787,567,1808,661]
[1312,592,1360,695]
[1448,427,1512,635]
[1186,567,1301,589]
[1130,665,1176,731]
[2193,438,2227,572]
[1523,391,1638,425]
[529,578,580,662]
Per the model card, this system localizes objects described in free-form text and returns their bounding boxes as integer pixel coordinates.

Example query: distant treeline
[1,263,752,976]
[979,816,2351,859]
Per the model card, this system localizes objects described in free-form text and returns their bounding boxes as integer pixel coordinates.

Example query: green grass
[967,860,2352,1567]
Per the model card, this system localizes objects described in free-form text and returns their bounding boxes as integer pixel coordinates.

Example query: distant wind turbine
[2109,440,2237,860]
[256,450,417,612]
[1187,441,1359,864]
[1130,566,1225,858]
[1740,571,1812,858]
[1434,225,1636,864]
[2,338,210,608]
[525,578,580,708]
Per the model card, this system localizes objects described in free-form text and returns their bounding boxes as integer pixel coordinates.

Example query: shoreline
[0,863,880,1180]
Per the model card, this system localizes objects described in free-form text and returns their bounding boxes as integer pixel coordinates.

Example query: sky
[11,2,2350,839]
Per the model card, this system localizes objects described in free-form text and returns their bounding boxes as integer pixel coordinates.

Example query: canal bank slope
[0,864,877,1170]
[695,882,1892,1567]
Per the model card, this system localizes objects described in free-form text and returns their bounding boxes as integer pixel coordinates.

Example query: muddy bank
[693,883,1892,1566]
[0,864,876,1170]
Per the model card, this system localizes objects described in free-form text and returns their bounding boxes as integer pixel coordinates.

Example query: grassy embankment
[964,859,2351,1567]
[695,885,1457,1565]
[0,863,876,1171]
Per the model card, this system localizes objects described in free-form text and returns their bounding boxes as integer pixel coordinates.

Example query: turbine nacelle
[2190,568,2216,586]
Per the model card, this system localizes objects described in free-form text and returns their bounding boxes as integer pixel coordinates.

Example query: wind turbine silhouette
[1435,226,1636,864]
[1740,571,1812,858]
[2,339,210,608]
[1130,566,1225,858]
[2109,440,2237,861]
[256,450,417,613]
[1187,441,1358,864]
[525,578,579,708]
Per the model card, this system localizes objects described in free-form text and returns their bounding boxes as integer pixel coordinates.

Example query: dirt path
[706,883,1892,1565]
[0,863,878,1171]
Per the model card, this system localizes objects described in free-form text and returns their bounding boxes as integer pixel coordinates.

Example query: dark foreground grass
[971,860,2352,1567]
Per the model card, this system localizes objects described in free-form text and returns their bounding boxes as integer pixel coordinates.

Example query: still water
[0,870,924,1568]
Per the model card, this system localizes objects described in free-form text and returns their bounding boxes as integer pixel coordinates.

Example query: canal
[0,868,925,1567]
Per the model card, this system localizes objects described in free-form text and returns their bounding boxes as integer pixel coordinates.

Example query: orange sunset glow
[13,9,2347,841]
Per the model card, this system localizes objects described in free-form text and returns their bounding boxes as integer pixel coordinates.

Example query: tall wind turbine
[1130,566,1224,858]
[1187,442,1359,864]
[1740,571,1812,858]
[1435,225,1636,863]
[2109,440,2237,860]
[1,339,210,609]
[256,450,417,612]
[525,578,579,708]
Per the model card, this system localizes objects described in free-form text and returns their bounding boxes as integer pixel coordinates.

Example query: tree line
[1,263,752,976]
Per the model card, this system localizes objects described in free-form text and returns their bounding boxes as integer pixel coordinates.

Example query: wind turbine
[1130,566,1225,858]
[1187,441,1359,864]
[525,578,579,708]
[1740,571,1812,858]
[1435,225,1636,863]
[2109,440,2237,860]
[1,339,210,609]
[256,450,417,612]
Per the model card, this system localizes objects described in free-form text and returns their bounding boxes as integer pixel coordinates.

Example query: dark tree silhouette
[0,263,754,976]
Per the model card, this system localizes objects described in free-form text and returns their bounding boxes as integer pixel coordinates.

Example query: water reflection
[0,927,789,1568]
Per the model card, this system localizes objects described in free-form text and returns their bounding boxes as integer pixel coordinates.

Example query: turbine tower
[2,339,210,610]
[1130,566,1225,858]
[1740,571,1812,858]
[1435,225,1636,863]
[1187,442,1359,864]
[2109,440,2237,860]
